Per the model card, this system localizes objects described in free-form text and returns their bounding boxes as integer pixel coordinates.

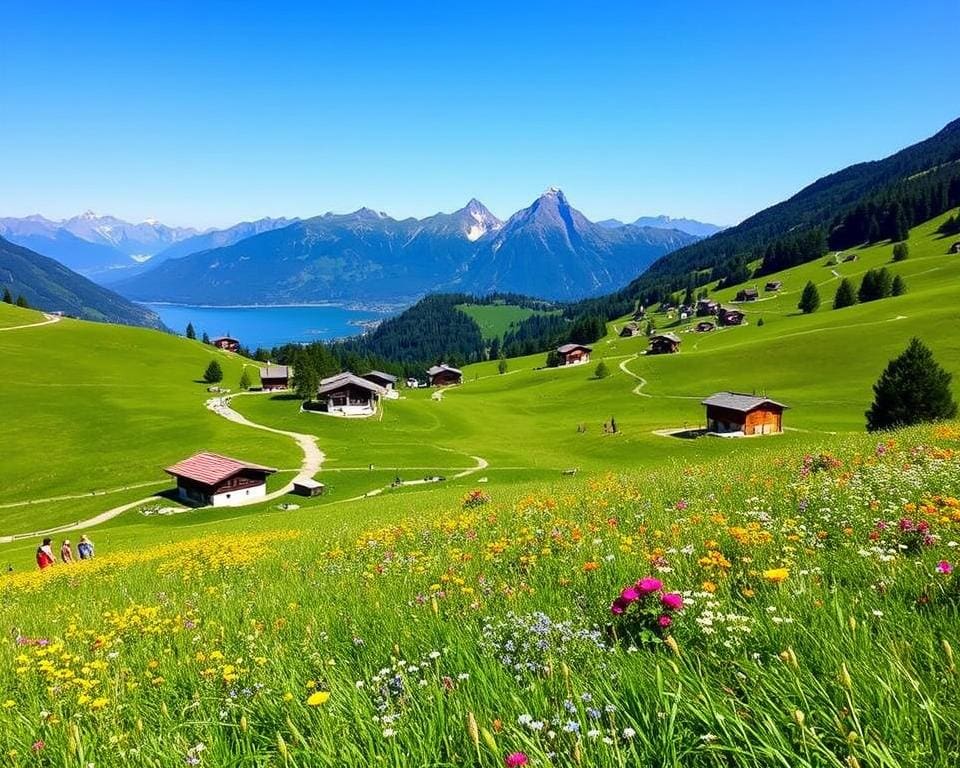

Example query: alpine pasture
[2,213,960,765]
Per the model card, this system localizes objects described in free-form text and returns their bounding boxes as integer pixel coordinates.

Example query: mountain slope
[598,215,724,237]
[460,189,697,299]
[0,236,164,328]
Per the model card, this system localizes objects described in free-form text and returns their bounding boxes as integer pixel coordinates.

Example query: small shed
[702,392,788,436]
[260,364,292,391]
[316,372,385,415]
[556,343,592,365]
[764,281,782,292]
[648,332,681,355]
[735,287,759,302]
[211,336,240,352]
[718,308,746,326]
[619,322,641,338]
[165,452,276,507]
[695,320,715,333]
[362,370,398,390]
[426,364,463,387]
[293,478,326,497]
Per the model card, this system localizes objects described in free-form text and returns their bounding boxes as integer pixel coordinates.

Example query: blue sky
[1,0,957,228]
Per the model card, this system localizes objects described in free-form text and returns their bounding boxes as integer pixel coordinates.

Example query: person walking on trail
[36,538,55,570]
[60,539,74,564]
[77,535,95,560]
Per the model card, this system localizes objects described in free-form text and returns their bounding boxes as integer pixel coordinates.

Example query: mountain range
[111,190,698,304]
[0,236,163,328]
[596,215,725,237]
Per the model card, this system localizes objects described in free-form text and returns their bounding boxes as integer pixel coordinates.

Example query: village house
[648,332,681,355]
[259,364,292,391]
[718,308,746,326]
[426,363,463,387]
[765,280,782,292]
[702,392,788,436]
[556,343,592,366]
[695,320,716,333]
[211,335,240,352]
[362,370,398,391]
[165,452,276,507]
[405,377,421,389]
[735,287,759,302]
[696,298,719,316]
[315,372,386,416]
[632,305,646,320]
[619,322,641,338]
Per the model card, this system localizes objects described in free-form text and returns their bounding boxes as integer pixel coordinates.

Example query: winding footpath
[0,313,62,332]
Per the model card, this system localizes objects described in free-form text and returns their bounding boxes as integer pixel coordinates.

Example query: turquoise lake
[143,303,392,349]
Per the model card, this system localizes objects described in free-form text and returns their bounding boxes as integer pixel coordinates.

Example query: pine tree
[798,281,820,314]
[202,332,210,345]
[891,274,907,296]
[892,242,909,262]
[874,267,893,299]
[858,271,878,303]
[15,295,29,308]
[291,353,320,401]
[239,368,252,390]
[497,357,508,375]
[545,350,561,368]
[833,278,856,309]
[186,322,196,340]
[1,287,12,304]
[203,360,223,384]
[866,338,957,431]
[594,360,610,379]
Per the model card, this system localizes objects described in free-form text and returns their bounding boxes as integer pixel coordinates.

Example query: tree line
[2,286,31,308]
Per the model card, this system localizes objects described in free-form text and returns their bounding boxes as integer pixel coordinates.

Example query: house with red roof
[164,452,277,507]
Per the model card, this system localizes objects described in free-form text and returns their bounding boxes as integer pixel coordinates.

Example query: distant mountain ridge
[0,235,164,328]
[597,215,725,237]
[113,191,698,304]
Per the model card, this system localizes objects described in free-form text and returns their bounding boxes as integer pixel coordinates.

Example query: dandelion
[306,691,330,706]
[763,568,789,584]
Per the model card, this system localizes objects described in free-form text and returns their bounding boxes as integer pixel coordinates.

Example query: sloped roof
[557,343,592,354]
[260,365,290,379]
[317,372,386,396]
[211,336,238,343]
[165,452,277,485]
[426,364,462,377]
[363,370,398,383]
[702,392,789,412]
[650,332,682,343]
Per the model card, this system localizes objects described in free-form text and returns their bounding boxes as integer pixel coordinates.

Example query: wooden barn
[362,370,398,390]
[765,280,782,292]
[259,364,292,391]
[695,320,715,333]
[557,343,592,366]
[702,392,788,436]
[735,287,759,302]
[426,364,463,387]
[619,322,641,338]
[718,308,746,326]
[648,332,681,355]
[696,298,719,316]
[165,452,276,507]
[211,336,240,352]
[316,372,385,416]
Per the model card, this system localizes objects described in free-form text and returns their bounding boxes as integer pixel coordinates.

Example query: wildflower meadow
[2,426,960,766]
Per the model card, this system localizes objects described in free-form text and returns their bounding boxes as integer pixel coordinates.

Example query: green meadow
[458,302,554,340]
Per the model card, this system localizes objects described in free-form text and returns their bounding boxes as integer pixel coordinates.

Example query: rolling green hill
[456,302,555,341]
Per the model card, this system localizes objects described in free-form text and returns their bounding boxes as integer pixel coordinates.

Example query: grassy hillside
[457,302,550,340]
[0,302,44,328]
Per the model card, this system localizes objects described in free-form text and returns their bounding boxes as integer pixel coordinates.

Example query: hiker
[36,538,55,570]
[77,535,95,560]
[60,539,74,564]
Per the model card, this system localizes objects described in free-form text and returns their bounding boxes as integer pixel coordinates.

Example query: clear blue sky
[1,0,957,229]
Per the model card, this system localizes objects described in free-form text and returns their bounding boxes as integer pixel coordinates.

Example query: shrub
[594,360,610,379]
[203,360,223,384]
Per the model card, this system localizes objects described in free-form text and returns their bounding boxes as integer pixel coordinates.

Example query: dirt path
[618,355,703,400]
[0,494,162,543]
[0,313,62,332]
[340,453,489,502]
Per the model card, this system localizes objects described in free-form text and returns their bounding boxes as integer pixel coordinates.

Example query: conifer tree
[186,322,196,340]
[798,281,820,314]
[497,357,508,375]
[866,338,957,431]
[203,360,223,384]
[202,331,210,345]
[833,278,856,309]
[1,287,12,304]
[891,274,907,296]
[892,242,909,262]
[594,360,610,379]
[239,367,252,390]
[15,295,28,308]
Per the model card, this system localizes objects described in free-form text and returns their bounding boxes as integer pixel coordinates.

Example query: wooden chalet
[361,370,398,390]
[702,392,788,436]
[259,364,292,391]
[619,322,641,338]
[165,452,276,507]
[426,364,463,387]
[696,298,719,316]
[211,336,240,352]
[648,332,681,355]
[556,343,592,366]
[695,320,715,333]
[316,372,385,416]
[765,280,782,292]
[735,287,759,302]
[293,478,325,497]
[718,308,746,326]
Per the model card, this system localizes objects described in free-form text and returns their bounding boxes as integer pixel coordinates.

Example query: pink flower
[620,585,641,603]
[658,614,672,628]
[660,592,684,611]
[937,560,953,574]
[675,499,688,510]
[610,597,629,615]
[635,577,663,596]
[505,752,529,767]
[32,740,45,752]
